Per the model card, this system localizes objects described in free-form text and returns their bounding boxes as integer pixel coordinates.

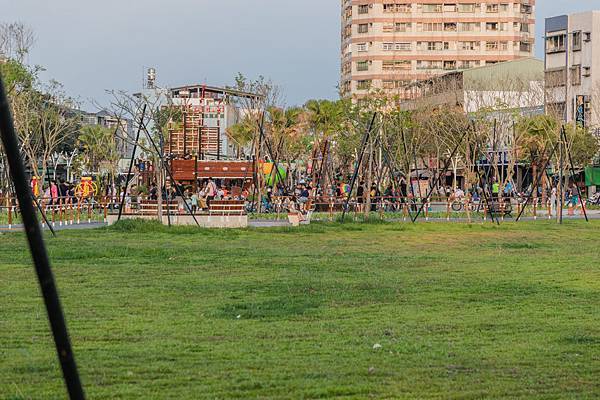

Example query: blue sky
[4,0,600,108]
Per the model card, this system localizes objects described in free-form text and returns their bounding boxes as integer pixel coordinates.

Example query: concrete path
[0,222,107,233]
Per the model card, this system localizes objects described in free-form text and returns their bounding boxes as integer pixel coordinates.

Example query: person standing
[50,180,58,206]
[206,177,217,207]
[492,179,500,201]
[550,186,557,216]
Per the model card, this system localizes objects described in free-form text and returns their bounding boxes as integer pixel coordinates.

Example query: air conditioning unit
[583,67,592,77]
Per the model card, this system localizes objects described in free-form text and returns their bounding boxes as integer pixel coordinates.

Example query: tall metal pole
[341,113,377,221]
[118,104,147,221]
[0,73,85,399]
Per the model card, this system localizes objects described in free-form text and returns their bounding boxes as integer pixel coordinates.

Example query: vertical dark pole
[199,127,203,159]
[400,127,417,217]
[217,127,221,160]
[562,127,588,221]
[34,196,57,237]
[412,144,423,200]
[0,73,85,399]
[183,110,187,156]
[342,113,377,221]
[118,104,147,221]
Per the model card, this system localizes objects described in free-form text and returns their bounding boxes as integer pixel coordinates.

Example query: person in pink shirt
[50,180,58,205]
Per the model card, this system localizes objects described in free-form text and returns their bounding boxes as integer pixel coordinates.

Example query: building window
[546,34,566,53]
[521,4,532,14]
[395,42,411,51]
[395,22,411,32]
[358,4,369,14]
[458,60,479,69]
[443,61,456,70]
[427,41,443,51]
[421,22,442,32]
[422,4,442,13]
[357,80,372,90]
[571,65,582,86]
[460,41,477,50]
[443,4,457,12]
[572,31,582,51]
[358,24,369,34]
[458,3,476,12]
[519,41,531,52]
[357,43,368,52]
[382,80,404,89]
[486,41,499,51]
[356,61,369,71]
[545,68,566,88]
[444,22,457,32]
[460,22,479,32]
[486,4,498,13]
[417,60,443,70]
[383,3,411,13]
[382,60,411,70]
[486,22,499,31]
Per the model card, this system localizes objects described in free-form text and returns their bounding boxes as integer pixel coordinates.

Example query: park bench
[138,200,179,215]
[208,200,246,216]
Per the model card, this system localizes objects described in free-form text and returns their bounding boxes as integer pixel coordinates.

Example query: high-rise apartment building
[340,1,536,99]
[545,11,600,129]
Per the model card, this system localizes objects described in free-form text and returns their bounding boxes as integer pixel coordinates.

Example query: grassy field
[1,220,599,399]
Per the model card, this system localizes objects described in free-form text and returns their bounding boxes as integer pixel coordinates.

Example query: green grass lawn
[1,220,599,399]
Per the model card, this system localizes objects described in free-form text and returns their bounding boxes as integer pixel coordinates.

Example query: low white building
[401,57,545,115]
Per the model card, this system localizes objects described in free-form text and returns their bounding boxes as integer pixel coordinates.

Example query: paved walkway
[0,222,107,233]
[2,209,597,232]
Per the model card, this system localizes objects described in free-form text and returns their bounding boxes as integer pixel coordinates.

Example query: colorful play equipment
[262,162,287,186]
[30,176,41,196]
[75,177,98,198]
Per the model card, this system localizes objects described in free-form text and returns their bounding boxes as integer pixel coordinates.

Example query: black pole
[516,141,559,222]
[118,104,147,221]
[0,73,85,399]
[33,195,57,237]
[260,127,286,191]
[400,127,417,218]
[411,129,469,223]
[412,143,423,200]
[562,126,588,222]
[342,113,377,221]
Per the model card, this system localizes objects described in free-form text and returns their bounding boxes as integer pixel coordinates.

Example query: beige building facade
[545,11,600,129]
[340,0,536,99]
